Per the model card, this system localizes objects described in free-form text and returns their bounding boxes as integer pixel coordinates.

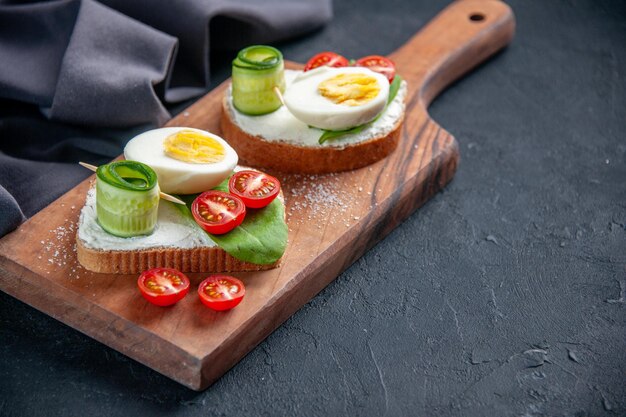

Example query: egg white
[123,127,238,195]
[283,66,390,131]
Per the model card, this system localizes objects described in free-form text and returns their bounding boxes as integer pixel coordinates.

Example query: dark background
[1,0,625,416]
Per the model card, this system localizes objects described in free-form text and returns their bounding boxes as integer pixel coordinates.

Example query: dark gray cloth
[0,0,332,237]
[0,184,24,237]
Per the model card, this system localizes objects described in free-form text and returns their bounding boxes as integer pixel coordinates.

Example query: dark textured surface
[1,0,625,415]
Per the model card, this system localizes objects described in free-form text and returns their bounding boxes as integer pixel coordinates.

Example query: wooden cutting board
[0,0,514,390]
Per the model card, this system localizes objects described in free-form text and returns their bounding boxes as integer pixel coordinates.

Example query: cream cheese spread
[77,187,216,251]
[226,70,407,149]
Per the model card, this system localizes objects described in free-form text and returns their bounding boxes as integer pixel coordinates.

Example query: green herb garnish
[387,74,402,105]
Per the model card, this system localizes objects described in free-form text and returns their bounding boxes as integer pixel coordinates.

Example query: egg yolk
[163,130,225,164]
[318,73,380,106]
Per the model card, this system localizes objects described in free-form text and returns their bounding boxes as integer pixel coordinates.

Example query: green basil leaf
[388,74,402,104]
[319,124,369,144]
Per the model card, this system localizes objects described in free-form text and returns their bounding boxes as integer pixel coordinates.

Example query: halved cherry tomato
[304,51,349,71]
[198,275,245,311]
[356,55,396,83]
[191,191,246,235]
[137,268,190,307]
[228,170,281,209]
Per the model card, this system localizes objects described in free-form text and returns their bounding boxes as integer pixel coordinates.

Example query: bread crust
[76,237,280,274]
[220,97,404,174]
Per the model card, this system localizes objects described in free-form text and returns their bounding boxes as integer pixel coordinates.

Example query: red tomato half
[304,51,349,71]
[356,55,396,83]
[228,170,281,209]
[138,268,190,307]
[198,275,245,311]
[191,191,246,235]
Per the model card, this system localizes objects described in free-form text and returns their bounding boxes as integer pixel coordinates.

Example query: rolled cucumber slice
[232,45,286,115]
[96,161,160,237]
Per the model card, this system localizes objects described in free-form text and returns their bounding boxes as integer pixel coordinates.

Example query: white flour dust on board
[283,172,374,228]
[39,204,83,279]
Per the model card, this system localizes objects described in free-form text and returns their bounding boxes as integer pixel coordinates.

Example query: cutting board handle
[389,0,515,106]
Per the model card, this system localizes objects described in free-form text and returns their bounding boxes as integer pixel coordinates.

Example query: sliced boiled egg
[124,127,238,195]
[283,66,389,131]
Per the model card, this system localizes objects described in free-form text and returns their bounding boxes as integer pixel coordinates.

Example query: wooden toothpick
[273,86,286,106]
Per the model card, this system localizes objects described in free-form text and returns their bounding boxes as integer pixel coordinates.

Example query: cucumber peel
[96,161,160,237]
[232,45,286,115]
[235,45,282,69]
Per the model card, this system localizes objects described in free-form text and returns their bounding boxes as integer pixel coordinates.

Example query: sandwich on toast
[220,47,407,174]
[76,127,288,274]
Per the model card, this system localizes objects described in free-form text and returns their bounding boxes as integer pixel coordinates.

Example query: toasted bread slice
[76,239,279,274]
[221,102,403,174]
[220,71,407,174]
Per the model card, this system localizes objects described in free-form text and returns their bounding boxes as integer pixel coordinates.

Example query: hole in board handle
[469,13,485,22]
